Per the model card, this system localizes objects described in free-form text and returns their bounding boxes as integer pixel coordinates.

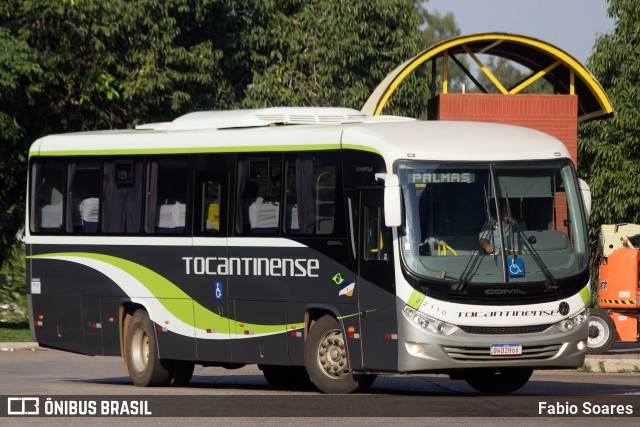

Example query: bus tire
[587,310,616,355]
[464,367,532,394]
[125,309,171,387]
[304,315,376,394]
[259,365,314,390]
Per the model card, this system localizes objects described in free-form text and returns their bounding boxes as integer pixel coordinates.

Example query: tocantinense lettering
[182,256,319,277]
[457,309,559,318]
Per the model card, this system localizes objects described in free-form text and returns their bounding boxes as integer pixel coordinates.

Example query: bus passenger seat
[79,198,100,233]
[157,201,186,234]
[286,204,299,233]
[41,202,63,232]
[248,197,279,234]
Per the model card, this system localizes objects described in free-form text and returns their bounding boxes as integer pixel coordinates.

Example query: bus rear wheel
[464,367,532,394]
[125,309,194,387]
[304,315,376,394]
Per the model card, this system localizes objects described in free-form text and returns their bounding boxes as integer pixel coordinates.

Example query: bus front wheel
[464,367,532,394]
[304,315,375,394]
[125,309,194,387]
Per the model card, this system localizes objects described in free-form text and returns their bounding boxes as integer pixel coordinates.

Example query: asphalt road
[1,346,639,425]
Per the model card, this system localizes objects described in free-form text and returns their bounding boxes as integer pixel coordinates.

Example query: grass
[616,366,640,374]
[0,322,32,342]
[576,363,592,373]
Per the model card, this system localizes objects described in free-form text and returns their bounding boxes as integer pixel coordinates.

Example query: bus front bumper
[397,301,588,373]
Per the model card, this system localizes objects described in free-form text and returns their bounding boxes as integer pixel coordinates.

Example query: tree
[238,0,424,116]
[0,2,41,270]
[578,0,640,244]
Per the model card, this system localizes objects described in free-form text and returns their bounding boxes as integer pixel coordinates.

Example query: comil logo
[7,397,40,415]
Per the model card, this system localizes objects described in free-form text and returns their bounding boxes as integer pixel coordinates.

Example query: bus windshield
[397,161,588,285]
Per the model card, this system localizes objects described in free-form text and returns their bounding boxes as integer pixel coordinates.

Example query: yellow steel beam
[462,44,508,94]
[508,60,561,94]
[443,51,449,94]
[570,69,575,95]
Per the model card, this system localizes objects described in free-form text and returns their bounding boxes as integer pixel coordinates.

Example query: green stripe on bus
[579,284,591,306]
[28,252,295,336]
[407,290,426,309]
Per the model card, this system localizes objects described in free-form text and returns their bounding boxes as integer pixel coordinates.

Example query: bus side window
[284,152,338,235]
[145,157,188,235]
[236,155,282,235]
[102,158,144,234]
[30,159,65,233]
[65,159,101,233]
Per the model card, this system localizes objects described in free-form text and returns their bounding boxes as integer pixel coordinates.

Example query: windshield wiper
[453,186,493,293]
[452,228,491,293]
[503,192,556,291]
[501,191,556,290]
[513,223,557,291]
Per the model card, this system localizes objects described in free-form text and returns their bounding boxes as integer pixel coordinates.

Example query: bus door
[358,190,398,371]
[191,172,231,362]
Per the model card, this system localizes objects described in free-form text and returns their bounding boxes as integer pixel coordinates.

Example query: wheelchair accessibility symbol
[215,282,223,300]
[508,258,525,277]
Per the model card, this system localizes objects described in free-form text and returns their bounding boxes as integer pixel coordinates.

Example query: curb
[1,342,42,352]
[582,356,640,374]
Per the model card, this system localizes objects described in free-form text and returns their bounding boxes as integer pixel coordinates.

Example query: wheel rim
[130,326,149,373]
[588,318,609,348]
[316,329,350,380]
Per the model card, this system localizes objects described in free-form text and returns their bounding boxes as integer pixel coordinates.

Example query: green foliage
[239,0,423,114]
[12,0,236,131]
[0,245,27,324]
[576,363,592,373]
[0,323,32,342]
[0,16,40,271]
[578,0,640,251]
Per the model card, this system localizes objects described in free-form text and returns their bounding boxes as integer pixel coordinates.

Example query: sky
[423,0,616,64]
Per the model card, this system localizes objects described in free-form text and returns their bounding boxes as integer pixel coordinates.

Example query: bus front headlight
[403,305,458,336]
[554,307,589,332]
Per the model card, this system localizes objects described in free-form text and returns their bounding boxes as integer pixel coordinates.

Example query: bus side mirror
[579,179,591,221]
[375,173,402,227]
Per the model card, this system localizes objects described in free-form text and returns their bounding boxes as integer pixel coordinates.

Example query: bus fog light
[554,307,588,332]
[403,305,457,336]
[577,340,586,351]
[406,342,426,355]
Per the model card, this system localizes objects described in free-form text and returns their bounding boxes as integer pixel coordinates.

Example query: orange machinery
[587,223,640,354]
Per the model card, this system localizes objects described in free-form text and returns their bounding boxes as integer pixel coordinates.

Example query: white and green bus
[26,107,591,393]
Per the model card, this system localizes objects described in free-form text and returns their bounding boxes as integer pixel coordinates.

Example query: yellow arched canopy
[362,33,613,123]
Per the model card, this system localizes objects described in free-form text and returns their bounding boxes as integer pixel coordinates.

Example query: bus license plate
[490,343,522,356]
